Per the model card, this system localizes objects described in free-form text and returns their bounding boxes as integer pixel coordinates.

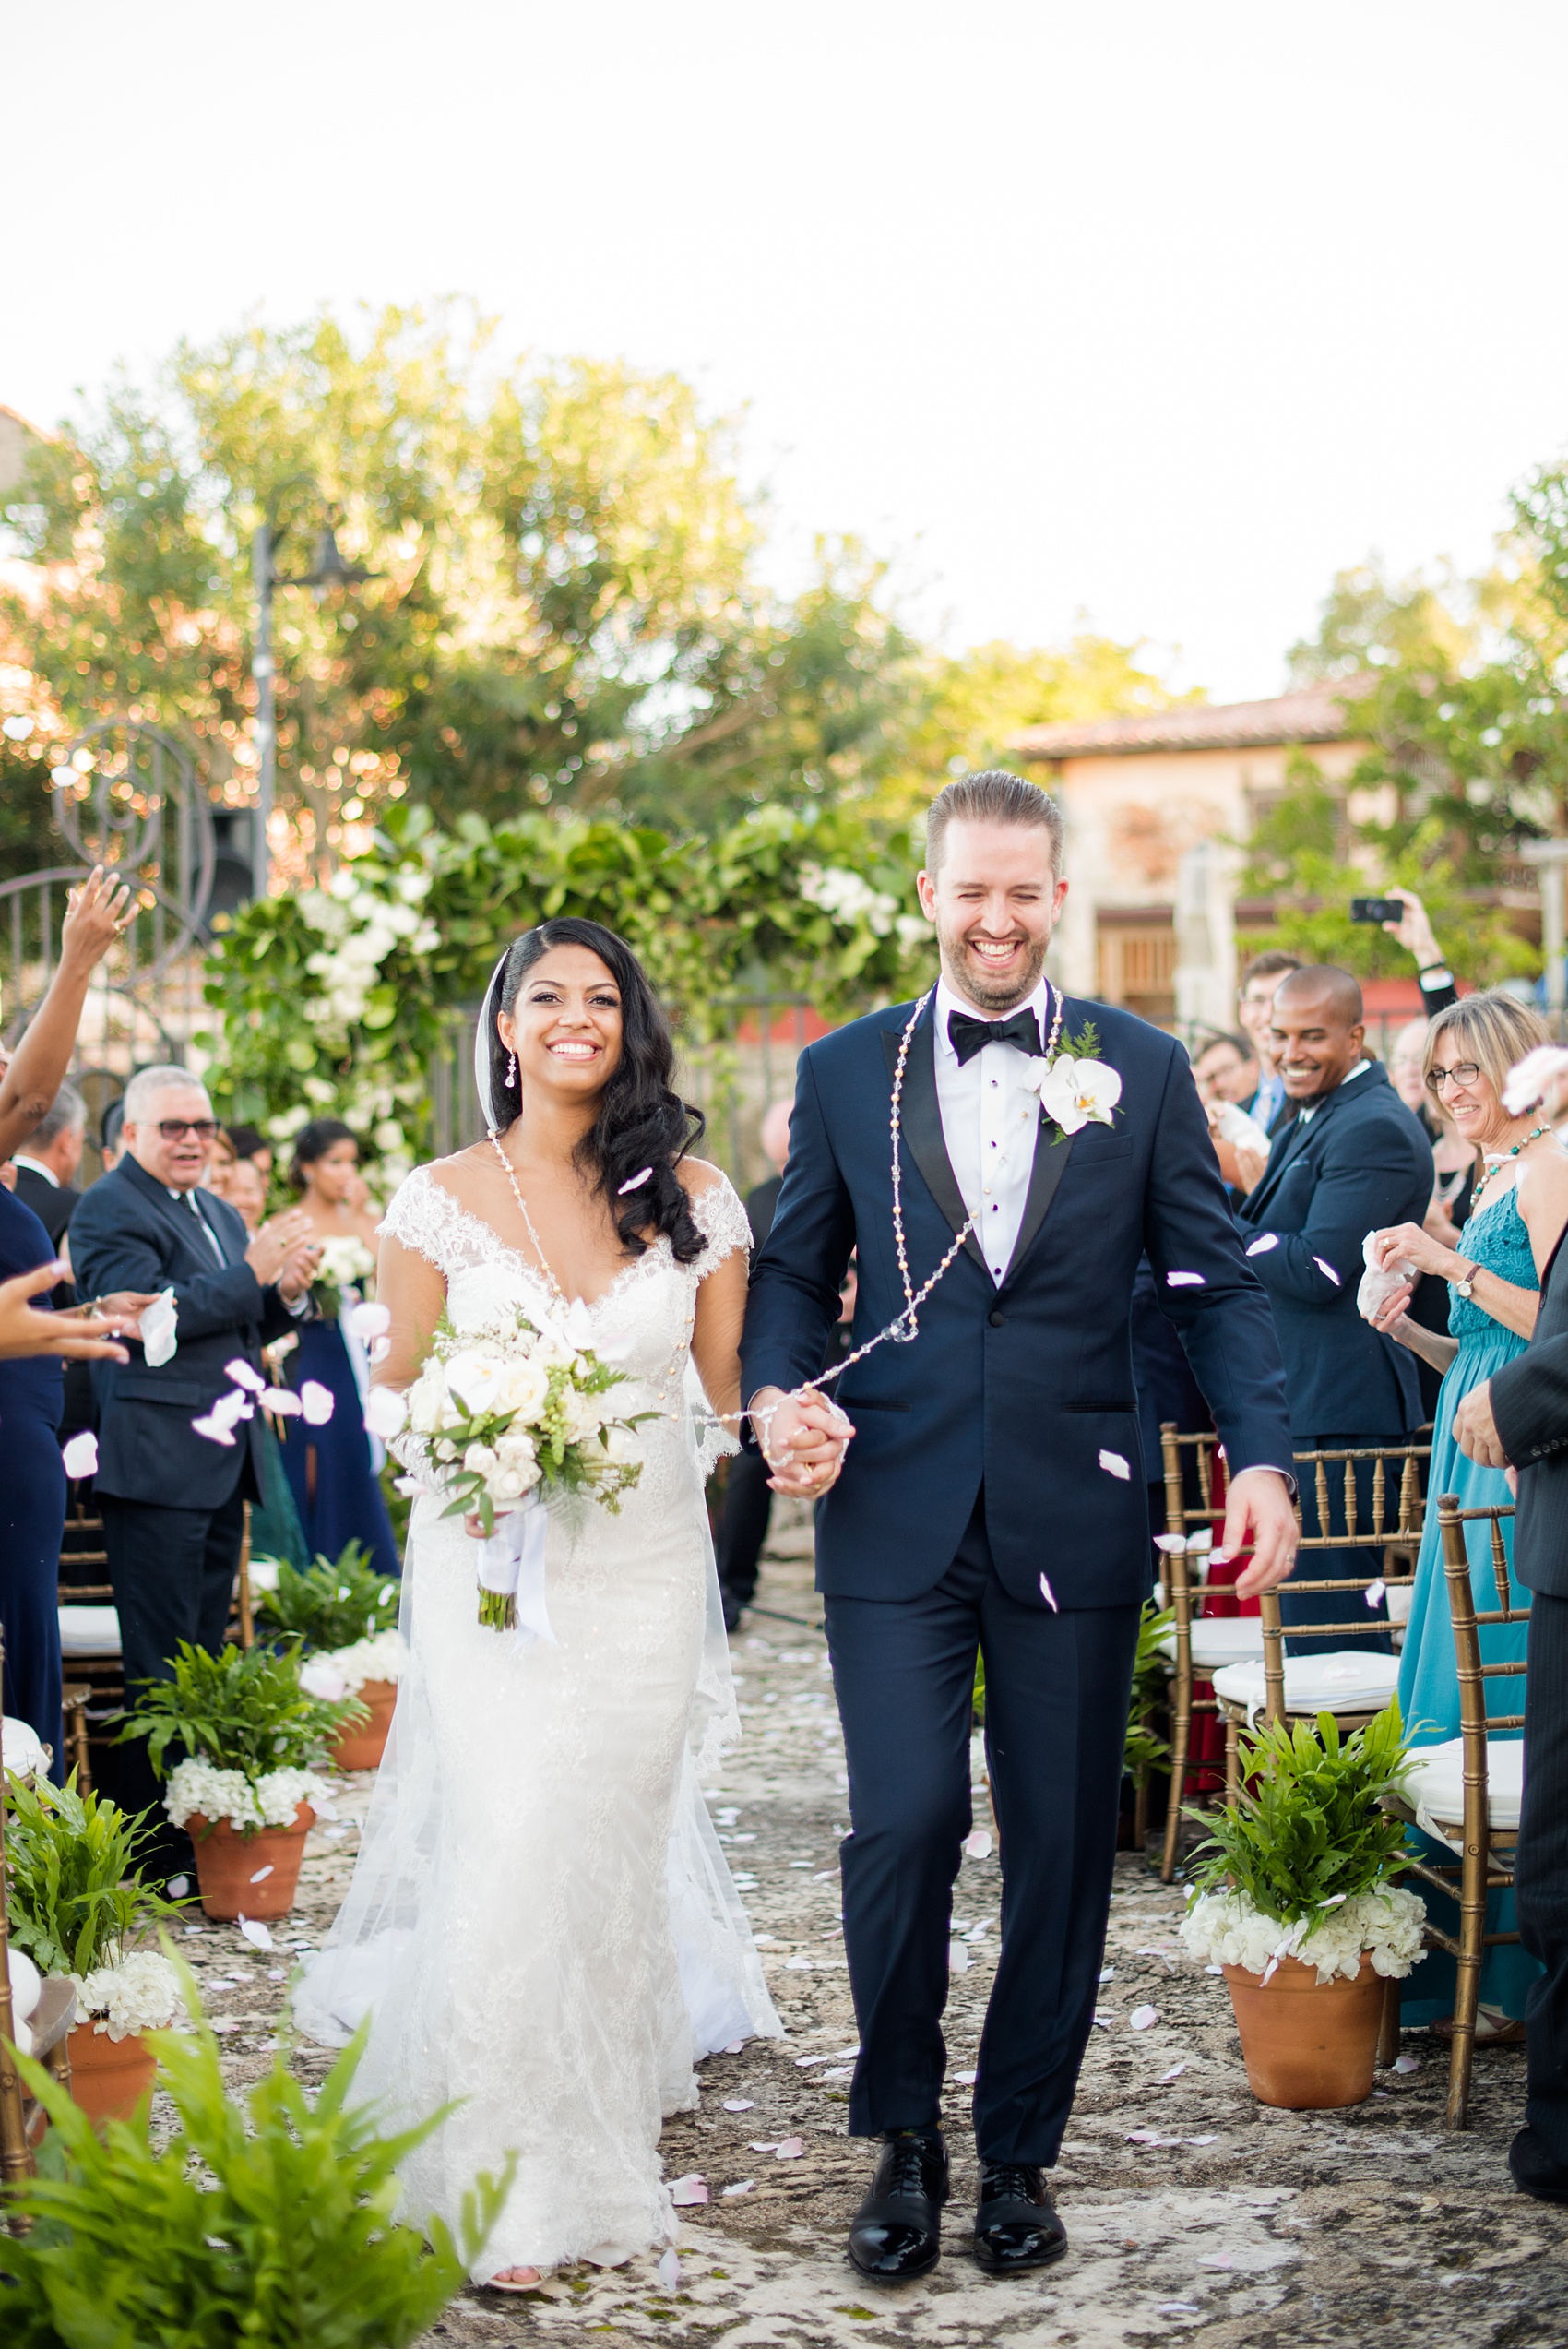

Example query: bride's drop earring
[506,1050,517,1090]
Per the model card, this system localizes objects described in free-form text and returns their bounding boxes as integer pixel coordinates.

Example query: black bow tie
[947,1007,1042,1067]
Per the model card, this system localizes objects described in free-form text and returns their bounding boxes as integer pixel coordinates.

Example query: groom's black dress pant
[826,1490,1141,2166]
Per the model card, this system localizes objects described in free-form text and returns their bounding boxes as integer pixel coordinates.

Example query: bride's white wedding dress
[295,1162,779,2278]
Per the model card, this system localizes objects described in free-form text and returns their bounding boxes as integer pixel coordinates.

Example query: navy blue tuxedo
[740,988,1292,2165]
[69,1156,302,1511]
[1235,1060,1433,1440]
[742,993,1292,1606]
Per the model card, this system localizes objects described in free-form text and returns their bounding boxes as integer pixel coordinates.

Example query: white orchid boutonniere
[1023,1022,1123,1141]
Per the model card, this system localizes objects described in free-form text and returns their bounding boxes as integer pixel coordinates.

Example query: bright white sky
[6,1,1566,703]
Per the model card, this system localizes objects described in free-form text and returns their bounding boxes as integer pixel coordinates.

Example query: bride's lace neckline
[426,1166,672,1310]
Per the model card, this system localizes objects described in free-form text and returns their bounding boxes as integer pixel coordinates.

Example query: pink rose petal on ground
[722,2099,755,2112]
[301,1379,335,1425]
[1166,1270,1205,1287]
[1130,2004,1159,2030]
[225,1358,267,1393]
[1244,1233,1279,1256]
[774,2139,803,2159]
[964,1830,992,1860]
[1126,2129,1182,2146]
[61,1429,99,1478]
[1184,2134,1218,2145]
[1393,2053,1421,2074]
[1099,1449,1130,1479]
[1158,2063,1187,2081]
[668,2176,707,2205]
[721,2181,754,2197]
[236,1916,274,1950]
[955,2068,979,2085]
[748,2140,779,2152]
[659,2249,680,2291]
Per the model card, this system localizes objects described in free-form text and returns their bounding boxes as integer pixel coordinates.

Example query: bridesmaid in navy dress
[279,1119,399,1578]
[0,866,140,1774]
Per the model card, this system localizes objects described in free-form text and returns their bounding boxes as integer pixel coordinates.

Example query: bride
[296,918,848,2284]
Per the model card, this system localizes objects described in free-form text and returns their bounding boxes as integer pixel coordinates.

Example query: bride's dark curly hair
[486,917,708,1264]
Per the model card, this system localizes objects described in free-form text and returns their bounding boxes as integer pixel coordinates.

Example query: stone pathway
[179,1508,1568,2347]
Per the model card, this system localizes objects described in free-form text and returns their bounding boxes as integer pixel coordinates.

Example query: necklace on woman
[1470,1124,1551,1211]
[487,1133,571,1310]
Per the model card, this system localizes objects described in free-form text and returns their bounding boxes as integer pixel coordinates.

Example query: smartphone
[1349,897,1404,925]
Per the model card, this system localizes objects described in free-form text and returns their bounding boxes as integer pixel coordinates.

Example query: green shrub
[1184,1702,1415,1926]
[117,1640,358,1787]
[4,1774,184,1977]
[255,1543,398,1654]
[0,1963,512,2348]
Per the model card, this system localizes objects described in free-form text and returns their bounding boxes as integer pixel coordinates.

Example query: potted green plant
[2,1961,511,2347]
[1179,1703,1425,2109]
[118,1641,361,1921]
[253,1543,405,1772]
[4,1775,186,2123]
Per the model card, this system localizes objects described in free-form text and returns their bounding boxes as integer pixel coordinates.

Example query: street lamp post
[1521,838,1568,1029]
[250,483,375,900]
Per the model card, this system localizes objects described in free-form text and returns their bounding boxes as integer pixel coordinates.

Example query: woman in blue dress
[278,1119,399,1579]
[1369,990,1568,2038]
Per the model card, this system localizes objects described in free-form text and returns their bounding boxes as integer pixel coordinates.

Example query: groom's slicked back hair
[926,770,1064,878]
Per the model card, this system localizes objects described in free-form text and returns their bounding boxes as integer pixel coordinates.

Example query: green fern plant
[255,1543,398,1654]
[0,1960,512,2348]
[1184,1702,1415,1927]
[4,1774,185,1978]
[117,1640,359,1788]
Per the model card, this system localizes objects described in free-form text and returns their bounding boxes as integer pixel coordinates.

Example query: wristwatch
[1453,1259,1479,1299]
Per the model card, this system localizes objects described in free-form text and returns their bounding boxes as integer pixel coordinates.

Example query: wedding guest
[278,1119,398,1578]
[226,1122,275,1184]
[0,870,142,1775]
[1192,1031,1259,1110]
[226,1156,269,1234]
[99,1096,125,1174]
[1388,1012,1479,1416]
[1366,994,1568,2041]
[68,1066,319,1860]
[11,1079,87,1249]
[1236,964,1433,1648]
[716,1100,792,1630]
[1236,949,1303,1133]
[1455,1070,1568,2201]
[202,1124,240,1199]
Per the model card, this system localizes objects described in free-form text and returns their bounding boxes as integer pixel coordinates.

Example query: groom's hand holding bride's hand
[749,1386,853,1496]
[1221,1467,1300,1599]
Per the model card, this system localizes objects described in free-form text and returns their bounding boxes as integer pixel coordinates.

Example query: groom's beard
[937,924,1051,1014]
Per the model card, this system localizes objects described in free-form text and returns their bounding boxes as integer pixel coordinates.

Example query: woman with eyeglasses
[1368,990,1568,2042]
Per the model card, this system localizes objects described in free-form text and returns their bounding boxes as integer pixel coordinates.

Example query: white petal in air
[192,1413,238,1447]
[61,1430,98,1479]
[1503,1044,1568,1115]
[1039,1573,1059,1613]
[300,1380,335,1425]
[260,1388,303,1415]
[616,1166,653,1195]
[1166,1270,1206,1287]
[362,1387,409,1439]
[1244,1233,1280,1257]
[225,1359,267,1393]
[1313,1257,1342,1286]
[348,1300,391,1341]
[1364,1579,1385,1609]
[1099,1449,1130,1480]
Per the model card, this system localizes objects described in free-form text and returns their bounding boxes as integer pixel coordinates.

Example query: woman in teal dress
[1369,989,1568,2035]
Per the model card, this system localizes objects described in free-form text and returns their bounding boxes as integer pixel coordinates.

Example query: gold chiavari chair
[1,1629,77,2206]
[225,1501,255,1651]
[56,1495,122,1795]
[1155,1425,1268,1881]
[1381,1496,1526,2130]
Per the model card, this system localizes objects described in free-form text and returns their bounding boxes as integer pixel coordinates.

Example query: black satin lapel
[881,1014,987,1274]
[1004,1115,1075,1284]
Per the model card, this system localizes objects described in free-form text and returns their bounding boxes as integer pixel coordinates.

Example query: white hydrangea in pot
[1179,1703,1425,2111]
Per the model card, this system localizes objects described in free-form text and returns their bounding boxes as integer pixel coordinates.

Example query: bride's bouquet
[387,1302,648,1632]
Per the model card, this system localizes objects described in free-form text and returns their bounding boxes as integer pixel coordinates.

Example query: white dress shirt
[1295,1057,1372,1127]
[12,1154,59,1187]
[932,973,1052,1288]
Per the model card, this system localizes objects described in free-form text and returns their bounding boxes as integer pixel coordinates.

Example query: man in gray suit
[1456,1233,1568,2202]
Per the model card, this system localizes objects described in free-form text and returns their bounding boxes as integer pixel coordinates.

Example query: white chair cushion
[58,1604,122,1658]
[1385,1583,1415,1626]
[1157,1619,1267,1671]
[1211,1651,1402,1718]
[3,1714,48,1775]
[1404,1735,1524,1830]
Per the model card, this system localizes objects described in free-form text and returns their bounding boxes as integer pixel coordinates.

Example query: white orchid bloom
[1036,1055,1123,1135]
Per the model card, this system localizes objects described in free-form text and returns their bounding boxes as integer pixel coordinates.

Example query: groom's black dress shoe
[848,2129,948,2280]
[972,2162,1068,2273]
[1510,2126,1568,2204]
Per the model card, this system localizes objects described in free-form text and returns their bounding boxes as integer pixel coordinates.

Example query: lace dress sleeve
[377,1163,479,1279]
[690,1170,752,1278]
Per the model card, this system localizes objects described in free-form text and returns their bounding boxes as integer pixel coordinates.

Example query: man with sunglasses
[70,1066,322,1872]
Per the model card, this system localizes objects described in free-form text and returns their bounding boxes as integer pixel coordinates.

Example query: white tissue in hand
[1356,1228,1419,1324]
[1214,1101,1271,1154]
[139,1288,178,1365]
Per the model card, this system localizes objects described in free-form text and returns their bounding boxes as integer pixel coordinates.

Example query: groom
[742,771,1298,2280]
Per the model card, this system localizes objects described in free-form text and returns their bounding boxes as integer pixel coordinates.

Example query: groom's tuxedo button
[988,1308,1005,1328]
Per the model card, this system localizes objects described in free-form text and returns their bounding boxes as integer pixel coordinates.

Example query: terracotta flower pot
[329,1677,397,1772]
[65,2022,158,2124]
[1223,1951,1384,2109]
[186,1804,315,1921]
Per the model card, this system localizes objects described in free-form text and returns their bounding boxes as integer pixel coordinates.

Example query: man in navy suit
[70,1067,319,1854]
[741,773,1298,2281]
[1236,969,1434,1647]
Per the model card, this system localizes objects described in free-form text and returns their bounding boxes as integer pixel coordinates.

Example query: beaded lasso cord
[743,981,1063,1455]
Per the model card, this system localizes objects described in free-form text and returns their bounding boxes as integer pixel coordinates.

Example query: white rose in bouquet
[496,1429,539,1472]
[464,1440,498,1475]
[497,1356,550,1418]
[557,1385,605,1443]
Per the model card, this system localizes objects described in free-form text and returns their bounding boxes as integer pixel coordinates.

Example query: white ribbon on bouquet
[475,1493,558,1651]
